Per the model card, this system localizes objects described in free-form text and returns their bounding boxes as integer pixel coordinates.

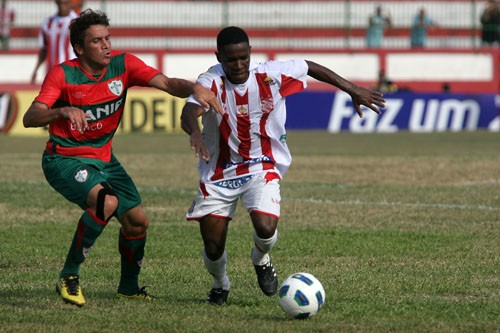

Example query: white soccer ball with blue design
[278,272,326,319]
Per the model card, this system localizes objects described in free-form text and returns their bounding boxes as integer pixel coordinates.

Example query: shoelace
[65,277,80,295]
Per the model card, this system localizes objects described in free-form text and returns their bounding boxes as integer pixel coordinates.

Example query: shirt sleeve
[273,59,308,97]
[34,65,65,108]
[125,53,162,87]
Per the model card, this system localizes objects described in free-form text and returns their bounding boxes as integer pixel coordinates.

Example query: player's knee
[251,212,278,239]
[205,244,224,261]
[121,222,148,238]
[95,184,118,222]
[203,237,225,260]
[135,218,149,234]
[120,208,149,237]
[103,195,118,219]
[254,224,277,239]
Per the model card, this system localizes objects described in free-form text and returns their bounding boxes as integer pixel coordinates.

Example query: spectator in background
[481,0,500,46]
[373,69,398,93]
[0,0,15,50]
[366,5,391,48]
[31,0,77,84]
[411,8,437,48]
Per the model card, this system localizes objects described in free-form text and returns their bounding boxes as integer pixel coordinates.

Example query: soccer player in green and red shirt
[23,9,222,307]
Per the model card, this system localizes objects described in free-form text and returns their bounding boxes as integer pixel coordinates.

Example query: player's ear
[74,43,83,56]
[215,51,222,63]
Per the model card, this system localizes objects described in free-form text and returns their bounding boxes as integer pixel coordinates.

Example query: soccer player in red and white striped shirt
[31,0,77,84]
[181,26,386,305]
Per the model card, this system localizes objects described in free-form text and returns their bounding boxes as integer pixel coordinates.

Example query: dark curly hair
[69,9,110,54]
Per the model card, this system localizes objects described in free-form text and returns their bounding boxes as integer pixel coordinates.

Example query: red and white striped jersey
[188,59,309,183]
[37,10,77,68]
[0,6,15,37]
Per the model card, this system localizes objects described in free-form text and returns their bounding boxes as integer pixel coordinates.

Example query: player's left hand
[349,86,386,118]
[189,131,210,161]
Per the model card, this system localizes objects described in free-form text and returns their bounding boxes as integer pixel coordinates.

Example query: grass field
[0,131,499,333]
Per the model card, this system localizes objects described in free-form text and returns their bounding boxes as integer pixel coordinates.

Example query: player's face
[77,25,112,75]
[56,0,72,16]
[216,42,251,84]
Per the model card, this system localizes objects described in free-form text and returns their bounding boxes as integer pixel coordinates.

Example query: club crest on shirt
[108,80,123,96]
[237,105,248,116]
[75,169,88,183]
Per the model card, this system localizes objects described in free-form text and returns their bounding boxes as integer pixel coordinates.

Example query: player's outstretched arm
[149,74,223,115]
[181,102,210,162]
[306,60,386,118]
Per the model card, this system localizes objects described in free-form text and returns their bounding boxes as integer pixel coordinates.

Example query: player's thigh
[102,155,142,219]
[241,173,281,219]
[42,153,104,209]
[187,182,240,220]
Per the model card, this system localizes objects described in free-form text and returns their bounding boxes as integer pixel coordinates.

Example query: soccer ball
[278,272,326,319]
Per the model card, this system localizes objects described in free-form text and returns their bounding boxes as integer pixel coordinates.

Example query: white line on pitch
[301,198,500,212]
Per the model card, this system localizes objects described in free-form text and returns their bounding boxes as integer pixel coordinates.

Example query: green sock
[118,229,146,295]
[60,209,108,278]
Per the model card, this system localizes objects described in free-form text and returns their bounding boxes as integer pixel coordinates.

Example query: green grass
[0,131,499,332]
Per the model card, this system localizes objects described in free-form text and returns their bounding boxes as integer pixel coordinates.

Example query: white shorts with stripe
[186,171,281,221]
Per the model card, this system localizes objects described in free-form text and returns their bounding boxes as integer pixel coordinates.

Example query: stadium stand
[4,0,493,49]
[0,0,498,93]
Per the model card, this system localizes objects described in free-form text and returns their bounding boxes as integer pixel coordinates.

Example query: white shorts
[186,171,281,221]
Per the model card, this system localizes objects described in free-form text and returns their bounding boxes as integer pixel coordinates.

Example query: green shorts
[42,152,141,218]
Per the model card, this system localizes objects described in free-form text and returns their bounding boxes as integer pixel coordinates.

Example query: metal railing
[5,0,495,50]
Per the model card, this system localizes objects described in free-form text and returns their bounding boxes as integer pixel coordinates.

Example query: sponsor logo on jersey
[264,77,276,86]
[71,91,86,99]
[75,169,89,183]
[70,121,103,132]
[279,133,287,144]
[223,155,274,169]
[108,80,123,96]
[214,175,253,189]
[84,97,124,121]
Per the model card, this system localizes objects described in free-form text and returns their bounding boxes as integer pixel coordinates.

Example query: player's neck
[79,61,106,80]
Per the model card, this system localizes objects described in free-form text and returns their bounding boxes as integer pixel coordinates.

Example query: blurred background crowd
[1,0,499,51]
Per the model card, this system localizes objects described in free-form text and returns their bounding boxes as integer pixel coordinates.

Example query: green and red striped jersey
[35,50,160,163]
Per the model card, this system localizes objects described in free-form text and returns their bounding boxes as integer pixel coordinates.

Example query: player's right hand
[60,106,89,134]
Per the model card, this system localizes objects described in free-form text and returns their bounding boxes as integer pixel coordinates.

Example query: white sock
[251,230,278,265]
[203,249,230,290]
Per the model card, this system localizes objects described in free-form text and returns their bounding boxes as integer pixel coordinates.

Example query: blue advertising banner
[286,91,500,132]
[4,89,499,135]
